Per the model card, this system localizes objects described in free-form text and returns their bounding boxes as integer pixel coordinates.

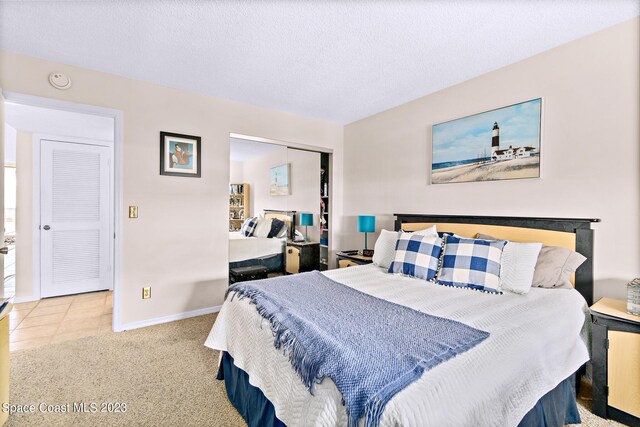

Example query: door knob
[43,225,51,230]
[0,247,8,255]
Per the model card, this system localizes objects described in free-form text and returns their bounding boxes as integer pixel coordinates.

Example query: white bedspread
[228,231,286,263]
[205,264,590,427]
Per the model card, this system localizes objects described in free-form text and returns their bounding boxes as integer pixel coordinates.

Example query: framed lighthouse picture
[431,98,542,184]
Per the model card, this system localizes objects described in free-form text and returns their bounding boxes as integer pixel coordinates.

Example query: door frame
[35,135,114,298]
[2,91,124,332]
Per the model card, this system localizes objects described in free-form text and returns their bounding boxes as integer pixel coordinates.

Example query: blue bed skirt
[217,351,581,426]
[519,373,581,426]
[229,253,284,274]
[217,352,286,427]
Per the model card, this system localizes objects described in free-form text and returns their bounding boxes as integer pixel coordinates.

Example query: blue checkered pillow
[388,233,443,281]
[240,217,259,237]
[437,235,507,294]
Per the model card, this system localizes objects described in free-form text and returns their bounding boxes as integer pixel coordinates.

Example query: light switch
[129,206,138,218]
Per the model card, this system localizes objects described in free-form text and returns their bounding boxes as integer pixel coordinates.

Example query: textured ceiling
[0,1,638,124]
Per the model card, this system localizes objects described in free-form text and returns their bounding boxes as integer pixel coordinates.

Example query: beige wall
[15,131,32,299]
[343,18,640,300]
[229,161,244,187]
[241,148,321,242]
[245,147,287,218]
[2,18,634,322]
[0,50,344,325]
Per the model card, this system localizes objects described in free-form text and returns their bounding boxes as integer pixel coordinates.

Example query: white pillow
[253,218,273,238]
[372,230,400,269]
[499,241,543,294]
[411,225,437,237]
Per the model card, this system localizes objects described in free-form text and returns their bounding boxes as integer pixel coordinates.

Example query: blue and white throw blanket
[229,271,489,427]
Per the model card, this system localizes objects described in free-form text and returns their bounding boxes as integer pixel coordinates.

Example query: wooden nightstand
[0,302,12,427]
[590,297,640,426]
[336,251,373,268]
[286,241,320,274]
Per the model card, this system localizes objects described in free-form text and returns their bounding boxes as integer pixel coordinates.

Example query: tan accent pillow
[475,233,586,288]
[476,233,497,240]
[531,246,586,288]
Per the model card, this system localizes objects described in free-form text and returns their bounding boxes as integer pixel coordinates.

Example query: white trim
[2,91,124,333]
[4,92,120,118]
[120,305,222,331]
[230,132,333,154]
[32,135,41,301]
[35,134,112,147]
[12,295,39,304]
[113,110,124,332]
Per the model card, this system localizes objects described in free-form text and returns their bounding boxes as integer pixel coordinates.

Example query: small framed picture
[160,131,201,178]
[269,163,290,196]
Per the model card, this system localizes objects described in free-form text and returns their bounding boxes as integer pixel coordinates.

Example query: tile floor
[9,291,112,352]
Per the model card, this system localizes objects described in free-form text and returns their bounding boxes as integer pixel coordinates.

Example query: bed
[209,214,598,426]
[228,210,296,273]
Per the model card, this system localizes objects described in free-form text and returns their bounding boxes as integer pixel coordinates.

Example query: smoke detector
[48,72,72,90]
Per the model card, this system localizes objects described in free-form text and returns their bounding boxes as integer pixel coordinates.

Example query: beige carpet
[5,313,624,426]
[6,314,244,427]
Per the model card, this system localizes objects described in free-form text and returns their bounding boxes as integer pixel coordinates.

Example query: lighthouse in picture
[491,122,500,157]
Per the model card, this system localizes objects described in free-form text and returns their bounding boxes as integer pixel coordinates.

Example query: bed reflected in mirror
[229,137,288,280]
[228,136,324,283]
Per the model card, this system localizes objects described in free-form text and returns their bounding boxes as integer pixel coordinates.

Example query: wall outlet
[129,206,138,218]
[142,286,151,299]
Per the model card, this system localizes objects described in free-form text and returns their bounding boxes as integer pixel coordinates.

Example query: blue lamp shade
[358,215,375,250]
[300,213,314,226]
[357,216,375,233]
[300,213,313,242]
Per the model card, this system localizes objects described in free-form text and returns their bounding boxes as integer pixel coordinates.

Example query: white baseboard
[118,305,221,332]
[12,295,39,303]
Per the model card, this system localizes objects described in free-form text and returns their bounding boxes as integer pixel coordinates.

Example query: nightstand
[590,297,640,426]
[286,241,320,274]
[336,251,373,268]
[0,303,12,427]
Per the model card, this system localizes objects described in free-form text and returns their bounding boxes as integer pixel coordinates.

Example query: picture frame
[431,98,542,184]
[160,131,201,178]
[269,163,290,196]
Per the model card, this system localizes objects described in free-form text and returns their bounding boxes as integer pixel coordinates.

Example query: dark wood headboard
[264,210,297,240]
[394,214,599,305]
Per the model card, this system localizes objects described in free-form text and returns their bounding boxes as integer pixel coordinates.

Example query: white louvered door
[40,140,112,298]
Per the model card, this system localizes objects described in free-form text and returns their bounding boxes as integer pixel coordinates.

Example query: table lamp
[358,215,375,255]
[300,213,313,241]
